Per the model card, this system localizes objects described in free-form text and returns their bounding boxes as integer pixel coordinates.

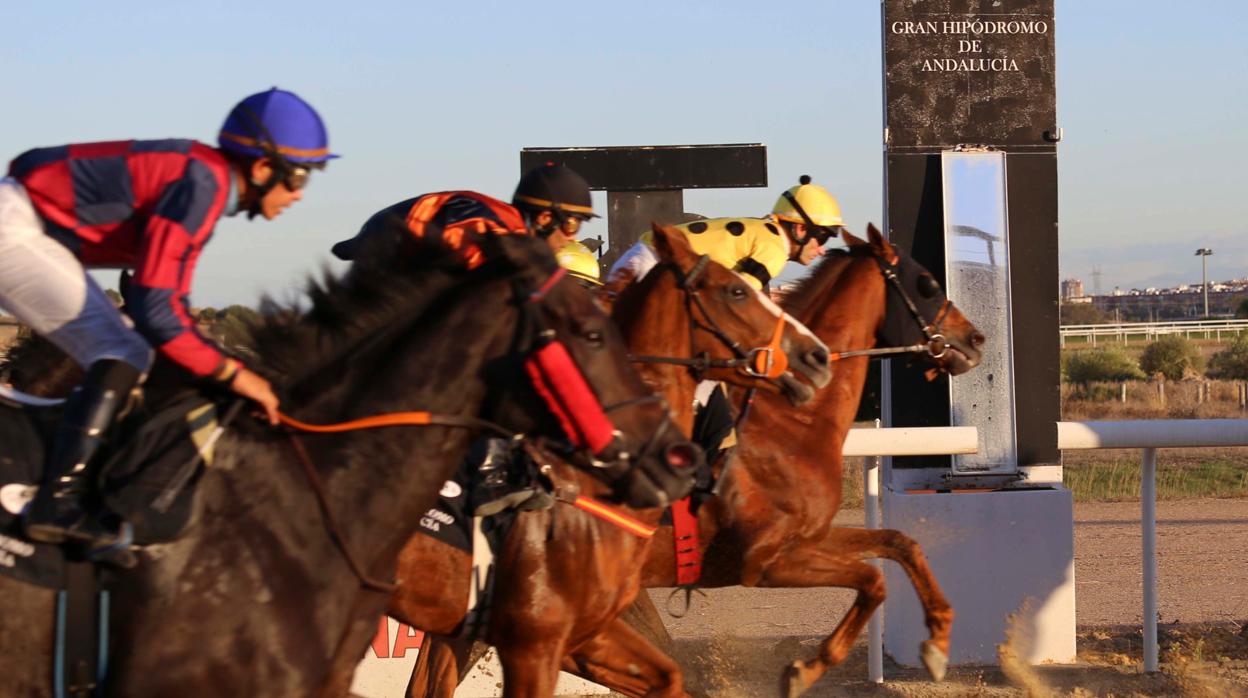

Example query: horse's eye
[583,330,605,347]
[917,275,941,299]
[728,285,750,301]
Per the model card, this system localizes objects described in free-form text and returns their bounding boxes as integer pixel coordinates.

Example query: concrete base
[882,486,1076,666]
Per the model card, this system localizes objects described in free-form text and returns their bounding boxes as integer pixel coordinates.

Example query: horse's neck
[236,294,512,570]
[613,274,698,437]
[737,259,883,474]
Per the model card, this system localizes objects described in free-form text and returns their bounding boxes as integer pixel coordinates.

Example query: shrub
[1207,334,1248,380]
[1062,348,1145,383]
[1140,335,1203,380]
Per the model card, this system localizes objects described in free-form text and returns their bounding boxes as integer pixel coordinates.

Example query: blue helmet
[218,88,338,165]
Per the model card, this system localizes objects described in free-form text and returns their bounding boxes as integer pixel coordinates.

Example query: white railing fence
[1060,318,1248,346]
[856,419,1248,681]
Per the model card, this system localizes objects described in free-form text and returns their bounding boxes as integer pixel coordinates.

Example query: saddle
[416,438,552,638]
[0,386,223,588]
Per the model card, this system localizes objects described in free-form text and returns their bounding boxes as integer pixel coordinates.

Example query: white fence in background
[859,420,1248,682]
[1060,318,1248,346]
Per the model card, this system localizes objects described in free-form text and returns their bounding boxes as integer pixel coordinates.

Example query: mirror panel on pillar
[941,151,1018,476]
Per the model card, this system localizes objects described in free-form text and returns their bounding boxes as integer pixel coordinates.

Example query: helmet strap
[233,104,298,219]
[526,208,561,238]
[781,190,838,249]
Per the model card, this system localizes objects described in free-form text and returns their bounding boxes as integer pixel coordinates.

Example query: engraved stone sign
[884,0,1056,149]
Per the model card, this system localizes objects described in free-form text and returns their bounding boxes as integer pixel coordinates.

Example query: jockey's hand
[230,367,281,425]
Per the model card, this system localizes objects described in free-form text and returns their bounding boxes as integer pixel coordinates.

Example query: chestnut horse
[0,234,698,697]
[555,225,986,697]
[391,224,832,698]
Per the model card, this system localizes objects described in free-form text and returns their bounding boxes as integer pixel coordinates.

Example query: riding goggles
[551,208,589,235]
[281,165,312,191]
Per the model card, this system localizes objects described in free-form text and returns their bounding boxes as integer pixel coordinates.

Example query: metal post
[866,419,884,683]
[1203,254,1209,318]
[1141,447,1158,672]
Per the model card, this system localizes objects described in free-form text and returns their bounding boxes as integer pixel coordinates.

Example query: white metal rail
[1060,318,1248,346]
[857,420,1248,680]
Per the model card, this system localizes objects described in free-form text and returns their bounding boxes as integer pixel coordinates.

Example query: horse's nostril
[810,347,830,366]
[971,332,986,348]
[665,443,701,470]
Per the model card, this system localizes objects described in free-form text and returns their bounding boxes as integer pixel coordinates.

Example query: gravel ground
[641,498,1248,697]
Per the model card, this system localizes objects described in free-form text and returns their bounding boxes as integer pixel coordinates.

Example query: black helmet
[512,164,597,219]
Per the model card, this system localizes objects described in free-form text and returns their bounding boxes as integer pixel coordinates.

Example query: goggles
[550,208,588,235]
[281,165,312,192]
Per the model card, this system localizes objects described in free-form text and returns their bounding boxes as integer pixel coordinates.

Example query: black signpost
[520,144,767,269]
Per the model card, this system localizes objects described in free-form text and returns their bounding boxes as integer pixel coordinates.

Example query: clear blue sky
[2,0,1244,306]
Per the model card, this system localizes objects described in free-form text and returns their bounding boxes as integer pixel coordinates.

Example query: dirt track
[645,498,1248,697]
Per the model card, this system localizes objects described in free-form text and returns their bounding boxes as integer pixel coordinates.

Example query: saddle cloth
[0,391,219,588]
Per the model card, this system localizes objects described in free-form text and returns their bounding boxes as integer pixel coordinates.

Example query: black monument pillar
[883,0,1060,472]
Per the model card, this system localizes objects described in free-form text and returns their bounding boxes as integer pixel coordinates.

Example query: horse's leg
[748,528,951,697]
[406,635,468,698]
[563,617,688,698]
[495,638,566,698]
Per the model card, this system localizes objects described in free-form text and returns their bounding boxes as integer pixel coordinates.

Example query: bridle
[629,255,789,381]
[824,248,954,363]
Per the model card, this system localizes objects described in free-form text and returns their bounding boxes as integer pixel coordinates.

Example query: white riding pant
[0,177,152,372]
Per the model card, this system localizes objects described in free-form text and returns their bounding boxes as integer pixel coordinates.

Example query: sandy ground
[639,498,1248,697]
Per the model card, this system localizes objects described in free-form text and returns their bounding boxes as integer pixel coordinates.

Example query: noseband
[629,255,789,380]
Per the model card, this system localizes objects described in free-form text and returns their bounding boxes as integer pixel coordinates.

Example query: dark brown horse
[392,224,833,697]
[0,234,698,697]
[559,225,985,697]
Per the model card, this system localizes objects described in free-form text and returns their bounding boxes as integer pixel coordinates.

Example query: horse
[0,233,699,697]
[555,224,986,697]
[393,223,834,698]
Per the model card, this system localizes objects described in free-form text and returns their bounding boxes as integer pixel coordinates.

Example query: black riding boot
[23,358,142,550]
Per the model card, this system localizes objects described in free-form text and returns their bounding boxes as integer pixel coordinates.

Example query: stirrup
[85,523,137,569]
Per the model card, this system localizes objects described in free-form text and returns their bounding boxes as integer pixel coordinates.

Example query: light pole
[1195,248,1213,317]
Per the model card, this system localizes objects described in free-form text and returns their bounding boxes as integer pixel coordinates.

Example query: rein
[628,257,789,380]
[278,410,522,594]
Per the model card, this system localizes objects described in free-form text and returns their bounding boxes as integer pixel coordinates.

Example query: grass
[1064,454,1248,502]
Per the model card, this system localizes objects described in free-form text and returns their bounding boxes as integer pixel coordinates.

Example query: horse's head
[845,224,984,376]
[637,223,832,404]
[481,235,699,509]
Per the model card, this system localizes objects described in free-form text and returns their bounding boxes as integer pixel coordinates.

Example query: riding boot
[470,438,541,517]
[23,358,142,550]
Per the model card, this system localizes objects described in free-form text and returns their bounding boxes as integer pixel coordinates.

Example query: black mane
[246,228,559,407]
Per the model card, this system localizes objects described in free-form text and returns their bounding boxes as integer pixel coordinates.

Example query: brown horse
[555,225,986,697]
[390,224,833,697]
[0,234,699,697]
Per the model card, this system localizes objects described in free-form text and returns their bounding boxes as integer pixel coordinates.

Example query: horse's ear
[650,222,697,270]
[866,223,898,263]
[841,226,866,248]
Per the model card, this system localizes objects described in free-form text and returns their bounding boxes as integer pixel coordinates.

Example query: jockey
[605,175,843,292]
[330,163,597,263]
[1,88,336,552]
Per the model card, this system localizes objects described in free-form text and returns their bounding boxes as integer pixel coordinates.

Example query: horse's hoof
[920,641,948,682]
[780,661,808,698]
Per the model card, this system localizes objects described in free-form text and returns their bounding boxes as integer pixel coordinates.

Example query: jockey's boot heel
[24,358,142,547]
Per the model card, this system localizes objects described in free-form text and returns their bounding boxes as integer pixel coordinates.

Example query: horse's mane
[247,228,553,402]
[780,246,873,321]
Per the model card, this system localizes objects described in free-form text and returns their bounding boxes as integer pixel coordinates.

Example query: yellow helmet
[771,175,844,228]
[555,241,602,286]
